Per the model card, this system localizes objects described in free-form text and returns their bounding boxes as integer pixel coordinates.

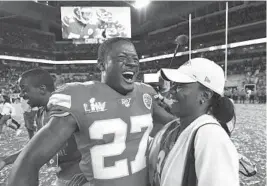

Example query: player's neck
[101,78,130,96]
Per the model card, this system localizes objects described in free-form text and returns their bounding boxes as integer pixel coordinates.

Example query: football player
[8,38,176,186]
[105,23,120,38]
[3,69,87,186]
[62,7,99,39]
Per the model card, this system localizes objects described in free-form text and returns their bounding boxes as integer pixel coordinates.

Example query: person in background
[261,88,266,104]
[240,89,246,104]
[0,95,21,138]
[233,88,238,104]
[0,69,87,186]
[20,98,38,139]
[246,88,251,103]
[249,89,255,104]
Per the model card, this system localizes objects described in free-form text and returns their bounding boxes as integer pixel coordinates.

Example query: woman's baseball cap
[160,58,225,96]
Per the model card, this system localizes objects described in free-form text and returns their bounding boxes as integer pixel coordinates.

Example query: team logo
[204,76,211,83]
[121,98,131,107]
[83,98,107,113]
[143,93,152,110]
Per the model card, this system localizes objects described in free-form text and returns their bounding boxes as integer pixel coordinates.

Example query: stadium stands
[0,22,55,51]
[0,1,265,103]
[0,1,265,60]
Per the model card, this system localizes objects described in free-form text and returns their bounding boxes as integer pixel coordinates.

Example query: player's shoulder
[135,82,156,95]
[48,81,99,109]
[54,81,97,94]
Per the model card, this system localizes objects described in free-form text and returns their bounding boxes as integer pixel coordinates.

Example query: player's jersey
[64,17,99,39]
[35,107,83,181]
[47,81,156,186]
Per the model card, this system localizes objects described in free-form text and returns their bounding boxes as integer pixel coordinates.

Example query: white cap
[161,58,225,96]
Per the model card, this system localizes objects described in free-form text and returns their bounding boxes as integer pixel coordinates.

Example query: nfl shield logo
[121,98,131,107]
[143,93,152,110]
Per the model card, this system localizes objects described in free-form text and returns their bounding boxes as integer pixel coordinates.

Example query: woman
[149,58,240,186]
[0,95,21,135]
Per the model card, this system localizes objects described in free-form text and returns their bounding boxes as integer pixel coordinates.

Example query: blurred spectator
[239,89,246,104]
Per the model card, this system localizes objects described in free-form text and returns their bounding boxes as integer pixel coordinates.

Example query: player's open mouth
[122,71,135,83]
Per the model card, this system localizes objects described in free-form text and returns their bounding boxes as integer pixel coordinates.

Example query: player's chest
[81,95,153,140]
[81,93,153,119]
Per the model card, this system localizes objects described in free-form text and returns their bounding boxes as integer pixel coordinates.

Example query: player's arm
[0,150,22,170]
[61,17,81,39]
[0,110,46,170]
[7,114,78,186]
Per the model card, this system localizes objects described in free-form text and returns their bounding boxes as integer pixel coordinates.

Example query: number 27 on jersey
[89,114,153,179]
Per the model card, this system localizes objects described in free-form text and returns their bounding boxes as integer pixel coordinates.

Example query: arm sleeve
[194,125,240,186]
[47,93,72,118]
[47,83,82,118]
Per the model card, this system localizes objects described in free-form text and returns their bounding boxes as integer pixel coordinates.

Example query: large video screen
[61,7,131,44]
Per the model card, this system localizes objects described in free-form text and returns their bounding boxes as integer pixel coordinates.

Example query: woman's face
[169,82,202,117]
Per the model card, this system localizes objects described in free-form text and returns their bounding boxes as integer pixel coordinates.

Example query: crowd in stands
[0,49,265,103]
[0,22,55,52]
[53,73,101,87]
[0,1,265,61]
[0,2,265,104]
[137,2,265,54]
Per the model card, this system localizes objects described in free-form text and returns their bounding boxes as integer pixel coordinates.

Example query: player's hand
[0,157,6,171]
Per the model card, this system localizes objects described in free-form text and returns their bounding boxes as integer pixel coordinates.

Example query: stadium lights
[140,37,267,63]
[0,38,266,65]
[134,0,150,9]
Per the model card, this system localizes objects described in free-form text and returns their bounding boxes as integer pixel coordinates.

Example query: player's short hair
[20,68,55,92]
[97,37,133,63]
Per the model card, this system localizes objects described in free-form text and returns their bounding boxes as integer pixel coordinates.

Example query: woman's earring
[200,100,205,104]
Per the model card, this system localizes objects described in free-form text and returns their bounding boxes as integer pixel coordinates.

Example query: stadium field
[0,103,266,186]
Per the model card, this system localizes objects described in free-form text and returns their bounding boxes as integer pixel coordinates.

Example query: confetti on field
[0,104,266,186]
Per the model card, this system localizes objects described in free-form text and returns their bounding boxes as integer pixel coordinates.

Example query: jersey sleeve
[47,83,77,118]
[47,82,95,119]
[194,125,240,186]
